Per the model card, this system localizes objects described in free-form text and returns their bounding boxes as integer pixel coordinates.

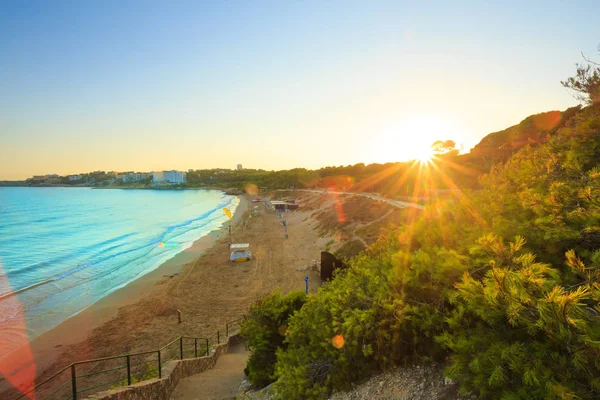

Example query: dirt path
[285,189,425,210]
[170,343,249,400]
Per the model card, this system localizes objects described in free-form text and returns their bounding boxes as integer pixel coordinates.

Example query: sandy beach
[1,192,329,398]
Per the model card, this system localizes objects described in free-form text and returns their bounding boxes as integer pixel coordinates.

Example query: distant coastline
[93,185,206,190]
[0,181,28,187]
[0,182,240,194]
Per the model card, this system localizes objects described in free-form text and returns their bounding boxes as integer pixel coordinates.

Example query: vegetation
[561,45,600,104]
[440,235,600,399]
[243,55,600,399]
[240,290,306,388]
[273,232,467,399]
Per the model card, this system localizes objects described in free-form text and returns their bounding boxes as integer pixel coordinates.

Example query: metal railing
[13,317,245,400]
[226,318,244,337]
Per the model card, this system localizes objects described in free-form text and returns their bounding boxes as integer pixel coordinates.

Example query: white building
[68,175,82,181]
[237,164,243,171]
[119,173,150,183]
[152,170,186,184]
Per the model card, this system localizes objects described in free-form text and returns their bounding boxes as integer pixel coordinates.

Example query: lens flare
[278,324,288,336]
[332,334,345,349]
[0,260,37,399]
[244,183,259,195]
[334,193,346,223]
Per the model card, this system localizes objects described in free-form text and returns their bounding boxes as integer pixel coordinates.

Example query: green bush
[273,230,469,399]
[438,235,600,399]
[240,290,306,388]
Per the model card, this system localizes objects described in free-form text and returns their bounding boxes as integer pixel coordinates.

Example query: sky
[1,1,599,180]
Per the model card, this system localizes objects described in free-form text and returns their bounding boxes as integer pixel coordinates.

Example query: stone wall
[86,334,243,400]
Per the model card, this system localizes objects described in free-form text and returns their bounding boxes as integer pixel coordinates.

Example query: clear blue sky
[1,0,598,179]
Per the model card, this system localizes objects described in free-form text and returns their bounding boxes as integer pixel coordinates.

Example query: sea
[0,187,238,348]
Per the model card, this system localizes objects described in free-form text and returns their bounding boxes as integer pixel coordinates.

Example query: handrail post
[71,364,77,400]
[217,330,220,345]
[158,350,162,379]
[179,337,183,360]
[194,338,198,358]
[206,338,209,356]
[126,355,132,385]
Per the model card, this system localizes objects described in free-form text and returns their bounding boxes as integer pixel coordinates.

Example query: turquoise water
[0,187,238,342]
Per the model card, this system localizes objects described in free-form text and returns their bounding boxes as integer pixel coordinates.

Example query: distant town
[2,164,247,188]
[0,163,318,191]
[0,161,433,193]
[27,170,188,186]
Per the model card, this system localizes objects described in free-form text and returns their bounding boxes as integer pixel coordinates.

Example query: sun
[376,114,461,165]
[414,145,434,164]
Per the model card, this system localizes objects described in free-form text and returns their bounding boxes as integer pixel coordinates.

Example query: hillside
[463,106,582,171]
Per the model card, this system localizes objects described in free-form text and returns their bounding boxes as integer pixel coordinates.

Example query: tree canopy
[562,46,600,104]
[431,139,460,157]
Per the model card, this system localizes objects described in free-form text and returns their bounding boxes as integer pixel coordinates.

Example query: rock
[237,382,275,400]
[239,378,252,392]
[327,364,468,400]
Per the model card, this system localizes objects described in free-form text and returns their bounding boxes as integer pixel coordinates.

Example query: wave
[0,197,234,300]
[3,232,138,281]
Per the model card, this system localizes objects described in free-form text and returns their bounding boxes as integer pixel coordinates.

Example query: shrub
[240,290,306,388]
[273,230,469,399]
[438,235,600,399]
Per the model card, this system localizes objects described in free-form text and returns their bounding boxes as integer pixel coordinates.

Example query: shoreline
[0,194,249,394]
[0,185,238,191]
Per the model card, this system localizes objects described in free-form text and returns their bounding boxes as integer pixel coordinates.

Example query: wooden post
[158,350,162,378]
[177,309,181,324]
[71,364,77,400]
[126,355,131,385]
